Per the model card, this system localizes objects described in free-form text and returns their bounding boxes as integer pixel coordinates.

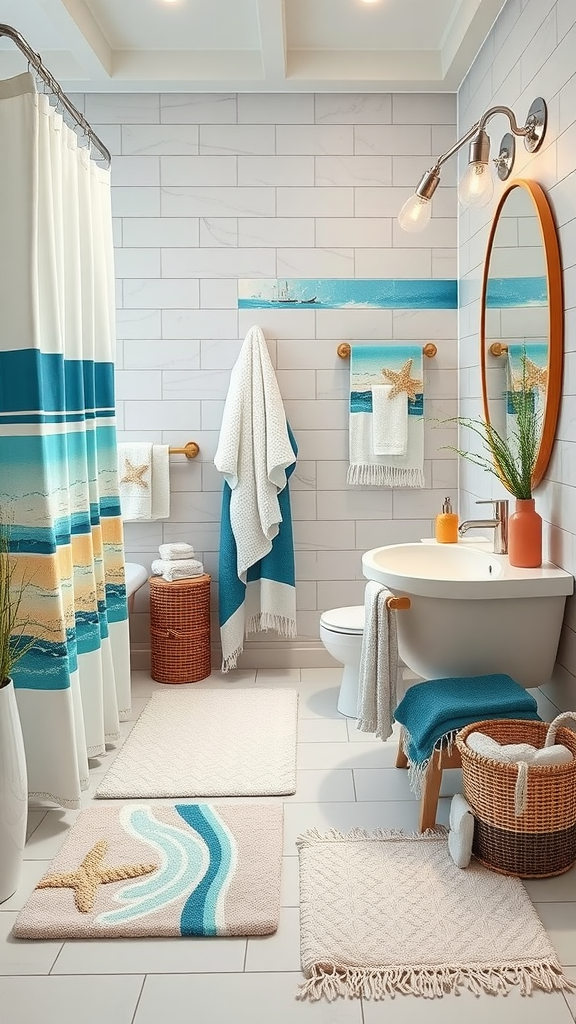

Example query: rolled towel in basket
[466,731,573,765]
[151,558,204,582]
[158,542,195,561]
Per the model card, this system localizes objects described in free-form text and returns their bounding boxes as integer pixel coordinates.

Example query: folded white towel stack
[158,542,195,561]
[117,443,170,522]
[151,558,204,582]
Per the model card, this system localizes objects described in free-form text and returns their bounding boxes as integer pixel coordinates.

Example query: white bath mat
[96,688,298,798]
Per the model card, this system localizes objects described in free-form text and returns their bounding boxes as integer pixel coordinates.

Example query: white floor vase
[0,679,28,904]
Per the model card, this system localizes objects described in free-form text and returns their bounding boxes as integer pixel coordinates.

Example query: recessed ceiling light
[359,0,381,4]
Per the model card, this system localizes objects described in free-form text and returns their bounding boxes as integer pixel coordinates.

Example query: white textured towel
[356,581,398,741]
[158,542,195,561]
[151,558,204,581]
[118,443,170,522]
[151,445,170,520]
[214,325,294,580]
[371,384,408,455]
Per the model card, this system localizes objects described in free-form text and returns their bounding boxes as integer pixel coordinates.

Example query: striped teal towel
[218,425,297,672]
[394,674,540,794]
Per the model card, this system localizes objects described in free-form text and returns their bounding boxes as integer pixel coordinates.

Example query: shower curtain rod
[0,22,111,167]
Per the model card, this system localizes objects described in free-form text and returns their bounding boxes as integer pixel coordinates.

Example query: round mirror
[480,179,563,490]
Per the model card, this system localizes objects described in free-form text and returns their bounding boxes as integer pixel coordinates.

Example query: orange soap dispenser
[435,496,459,544]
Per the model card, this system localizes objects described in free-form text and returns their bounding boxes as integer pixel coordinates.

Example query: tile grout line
[47,941,66,976]
[130,974,147,1024]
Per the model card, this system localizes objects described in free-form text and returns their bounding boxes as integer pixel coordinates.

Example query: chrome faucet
[458,499,509,554]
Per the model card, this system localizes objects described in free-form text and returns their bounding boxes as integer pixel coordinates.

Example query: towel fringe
[347,464,425,488]
[401,727,458,797]
[297,960,576,1002]
[245,613,297,638]
[221,645,244,673]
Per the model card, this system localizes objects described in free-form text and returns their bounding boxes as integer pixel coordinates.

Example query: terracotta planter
[0,678,28,904]
[508,498,542,568]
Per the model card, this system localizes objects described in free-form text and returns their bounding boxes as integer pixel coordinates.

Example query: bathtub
[124,562,148,614]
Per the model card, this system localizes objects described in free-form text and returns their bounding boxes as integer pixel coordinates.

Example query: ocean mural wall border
[238,279,458,310]
[486,276,547,307]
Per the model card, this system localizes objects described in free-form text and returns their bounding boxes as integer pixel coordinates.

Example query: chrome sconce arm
[398,97,547,233]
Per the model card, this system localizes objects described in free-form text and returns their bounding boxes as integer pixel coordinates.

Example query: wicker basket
[149,574,211,684]
[456,714,576,878]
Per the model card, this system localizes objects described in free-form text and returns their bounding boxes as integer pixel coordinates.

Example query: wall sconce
[397,97,547,233]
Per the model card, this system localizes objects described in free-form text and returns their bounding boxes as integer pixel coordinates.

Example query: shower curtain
[0,72,130,808]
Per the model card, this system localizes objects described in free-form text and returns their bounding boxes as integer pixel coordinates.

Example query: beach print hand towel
[347,344,425,487]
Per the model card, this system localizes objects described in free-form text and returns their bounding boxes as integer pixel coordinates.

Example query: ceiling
[0,0,506,93]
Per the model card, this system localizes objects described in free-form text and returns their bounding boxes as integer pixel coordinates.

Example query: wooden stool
[396,739,461,832]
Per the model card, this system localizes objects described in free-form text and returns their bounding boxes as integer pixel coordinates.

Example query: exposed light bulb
[457,160,494,207]
[397,193,432,233]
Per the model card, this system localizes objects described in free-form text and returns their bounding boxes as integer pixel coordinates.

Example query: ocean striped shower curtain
[0,72,130,808]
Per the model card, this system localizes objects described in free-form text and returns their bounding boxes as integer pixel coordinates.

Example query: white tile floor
[1,667,576,1023]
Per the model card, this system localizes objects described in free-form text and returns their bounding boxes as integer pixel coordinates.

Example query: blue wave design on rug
[12,802,282,940]
[177,804,234,936]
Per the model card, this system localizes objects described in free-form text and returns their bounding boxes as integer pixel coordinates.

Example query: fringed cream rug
[14,802,283,939]
[297,828,576,1002]
[96,687,298,798]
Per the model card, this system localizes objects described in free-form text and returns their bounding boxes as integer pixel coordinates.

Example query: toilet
[319,606,365,718]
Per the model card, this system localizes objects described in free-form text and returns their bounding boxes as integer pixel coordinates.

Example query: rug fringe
[296,826,446,849]
[297,960,576,1002]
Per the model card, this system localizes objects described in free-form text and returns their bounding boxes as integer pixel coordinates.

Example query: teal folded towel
[394,674,540,790]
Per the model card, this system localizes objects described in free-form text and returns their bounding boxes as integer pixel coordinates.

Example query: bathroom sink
[361,542,574,687]
[362,542,572,600]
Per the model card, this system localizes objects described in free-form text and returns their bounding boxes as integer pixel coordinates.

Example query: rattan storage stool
[149,574,211,684]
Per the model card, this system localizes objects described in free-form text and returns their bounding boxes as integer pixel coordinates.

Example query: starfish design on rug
[521,356,548,393]
[35,840,157,913]
[121,458,149,489]
[381,358,423,402]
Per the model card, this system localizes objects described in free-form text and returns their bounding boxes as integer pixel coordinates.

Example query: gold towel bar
[489,342,509,357]
[386,595,411,611]
[168,442,200,460]
[337,342,437,360]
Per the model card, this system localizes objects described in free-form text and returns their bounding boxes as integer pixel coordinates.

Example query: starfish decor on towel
[121,457,149,489]
[519,355,548,393]
[35,840,157,913]
[381,358,423,402]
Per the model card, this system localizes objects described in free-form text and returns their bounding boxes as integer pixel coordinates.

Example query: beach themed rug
[13,802,283,939]
[297,828,575,1002]
[96,687,298,798]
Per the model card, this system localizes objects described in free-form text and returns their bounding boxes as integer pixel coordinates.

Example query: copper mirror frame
[480,178,563,491]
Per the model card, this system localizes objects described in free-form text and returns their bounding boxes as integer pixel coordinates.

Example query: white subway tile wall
[101,91,458,662]
[458,0,576,696]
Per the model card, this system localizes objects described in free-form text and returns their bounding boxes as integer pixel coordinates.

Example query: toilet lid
[320,605,365,634]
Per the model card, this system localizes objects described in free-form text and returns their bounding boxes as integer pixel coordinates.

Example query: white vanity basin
[362,542,573,688]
